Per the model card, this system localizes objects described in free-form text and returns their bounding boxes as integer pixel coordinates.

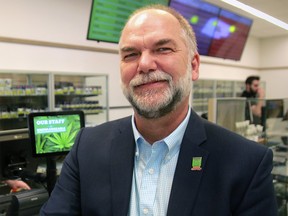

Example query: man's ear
[191,53,200,81]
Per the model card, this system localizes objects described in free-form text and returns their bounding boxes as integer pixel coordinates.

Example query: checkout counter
[0,187,48,216]
[0,110,83,215]
[0,134,49,216]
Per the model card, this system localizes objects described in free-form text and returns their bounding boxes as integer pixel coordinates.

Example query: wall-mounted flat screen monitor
[28,111,85,157]
[87,0,170,43]
[169,0,253,61]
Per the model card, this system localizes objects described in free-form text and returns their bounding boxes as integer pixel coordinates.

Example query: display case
[0,73,49,141]
[191,79,265,115]
[207,97,288,143]
[192,79,241,115]
[51,74,108,127]
[234,81,246,97]
[0,72,109,141]
[191,79,214,114]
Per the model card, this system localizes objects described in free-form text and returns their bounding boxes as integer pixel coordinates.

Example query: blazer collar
[167,110,209,216]
[110,117,135,216]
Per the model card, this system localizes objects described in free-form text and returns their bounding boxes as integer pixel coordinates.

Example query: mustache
[129,71,172,87]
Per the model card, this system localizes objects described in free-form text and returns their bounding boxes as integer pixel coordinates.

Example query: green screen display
[31,113,83,156]
[87,0,170,43]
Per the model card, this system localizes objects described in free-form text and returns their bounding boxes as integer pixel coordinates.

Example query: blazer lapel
[167,111,209,216]
[110,120,135,216]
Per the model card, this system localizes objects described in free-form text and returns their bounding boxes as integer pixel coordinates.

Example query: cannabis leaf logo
[35,115,81,154]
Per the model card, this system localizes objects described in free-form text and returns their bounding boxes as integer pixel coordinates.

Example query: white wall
[0,0,287,120]
[259,36,288,99]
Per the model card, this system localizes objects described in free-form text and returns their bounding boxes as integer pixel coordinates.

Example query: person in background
[40,4,277,215]
[241,76,265,124]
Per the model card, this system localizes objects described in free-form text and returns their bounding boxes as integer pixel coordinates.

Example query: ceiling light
[221,0,288,30]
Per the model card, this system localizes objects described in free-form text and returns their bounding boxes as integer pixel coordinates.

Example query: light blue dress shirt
[128,108,191,216]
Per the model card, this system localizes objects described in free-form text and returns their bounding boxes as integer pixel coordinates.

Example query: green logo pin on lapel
[191,157,202,171]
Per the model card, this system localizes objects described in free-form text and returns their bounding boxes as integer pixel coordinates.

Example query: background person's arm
[251,87,265,117]
[5,179,31,191]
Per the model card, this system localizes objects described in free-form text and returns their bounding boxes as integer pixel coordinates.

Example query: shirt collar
[131,107,191,160]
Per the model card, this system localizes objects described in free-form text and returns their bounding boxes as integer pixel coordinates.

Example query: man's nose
[137,51,157,73]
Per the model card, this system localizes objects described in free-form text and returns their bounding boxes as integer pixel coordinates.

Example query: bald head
[119,5,198,55]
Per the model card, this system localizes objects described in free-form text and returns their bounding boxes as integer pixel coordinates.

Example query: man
[241,76,265,124]
[40,5,277,215]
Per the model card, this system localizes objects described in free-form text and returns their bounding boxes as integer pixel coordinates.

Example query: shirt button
[143,208,149,214]
[148,168,154,174]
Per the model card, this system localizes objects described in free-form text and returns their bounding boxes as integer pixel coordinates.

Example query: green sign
[87,0,170,43]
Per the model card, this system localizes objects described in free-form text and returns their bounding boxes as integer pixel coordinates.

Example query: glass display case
[191,79,265,115]
[208,97,288,143]
[216,80,235,98]
[234,81,246,97]
[0,72,109,141]
[0,73,49,141]
[191,79,214,114]
[52,74,108,127]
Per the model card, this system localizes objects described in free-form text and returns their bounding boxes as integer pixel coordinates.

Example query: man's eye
[157,47,173,53]
[123,53,139,61]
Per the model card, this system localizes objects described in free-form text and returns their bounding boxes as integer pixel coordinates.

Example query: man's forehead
[130,9,169,20]
[126,9,175,28]
[120,10,179,44]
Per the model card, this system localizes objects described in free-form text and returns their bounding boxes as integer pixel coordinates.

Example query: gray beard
[126,89,182,119]
[121,60,192,119]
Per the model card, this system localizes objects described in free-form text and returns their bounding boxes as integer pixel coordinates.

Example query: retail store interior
[0,0,288,215]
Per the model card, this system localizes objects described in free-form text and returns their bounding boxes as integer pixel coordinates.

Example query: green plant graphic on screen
[34,115,81,154]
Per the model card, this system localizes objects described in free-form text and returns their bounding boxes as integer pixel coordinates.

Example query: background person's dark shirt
[241,90,262,125]
[241,90,256,98]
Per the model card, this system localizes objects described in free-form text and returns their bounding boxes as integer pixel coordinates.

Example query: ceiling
[204,0,288,38]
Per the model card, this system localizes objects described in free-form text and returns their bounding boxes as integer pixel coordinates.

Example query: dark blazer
[40,110,277,216]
